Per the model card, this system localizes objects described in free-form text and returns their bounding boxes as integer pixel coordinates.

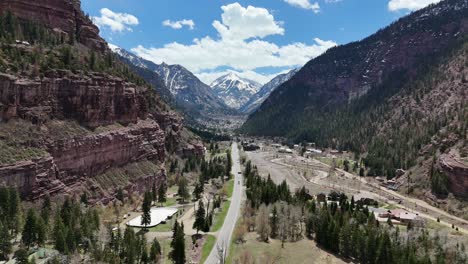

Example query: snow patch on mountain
[210,73,261,109]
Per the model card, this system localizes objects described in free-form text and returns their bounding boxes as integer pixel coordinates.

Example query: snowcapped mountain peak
[211,73,261,92]
[210,73,262,109]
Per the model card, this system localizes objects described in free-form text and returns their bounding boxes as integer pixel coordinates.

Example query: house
[243,144,260,151]
[278,147,293,154]
[316,193,327,203]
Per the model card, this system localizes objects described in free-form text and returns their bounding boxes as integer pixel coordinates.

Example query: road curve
[205,142,243,264]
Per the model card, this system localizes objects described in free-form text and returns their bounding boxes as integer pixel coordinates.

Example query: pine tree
[177,177,190,203]
[0,220,12,261]
[170,220,186,264]
[41,195,51,225]
[22,209,37,248]
[270,205,279,238]
[141,191,152,229]
[150,237,161,262]
[193,182,203,201]
[158,184,166,205]
[193,200,206,234]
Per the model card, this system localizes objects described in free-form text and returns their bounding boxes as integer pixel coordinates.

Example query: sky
[81,0,441,85]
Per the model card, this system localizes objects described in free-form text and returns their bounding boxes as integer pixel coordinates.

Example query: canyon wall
[439,152,468,198]
[0,71,148,127]
[0,0,107,52]
[0,71,182,203]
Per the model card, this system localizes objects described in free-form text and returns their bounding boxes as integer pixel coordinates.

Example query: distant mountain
[242,0,468,180]
[109,45,231,119]
[210,73,261,109]
[240,69,298,114]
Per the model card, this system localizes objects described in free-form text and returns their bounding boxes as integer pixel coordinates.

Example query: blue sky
[82,0,441,84]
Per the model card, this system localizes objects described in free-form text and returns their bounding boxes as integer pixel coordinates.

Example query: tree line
[234,161,467,264]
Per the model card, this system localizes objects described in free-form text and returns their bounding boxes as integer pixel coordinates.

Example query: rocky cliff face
[0,71,149,127]
[0,70,183,203]
[0,0,107,52]
[439,152,468,198]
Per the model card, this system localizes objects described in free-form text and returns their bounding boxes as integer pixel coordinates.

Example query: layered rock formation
[439,152,468,198]
[0,70,183,203]
[0,0,107,52]
[0,71,149,127]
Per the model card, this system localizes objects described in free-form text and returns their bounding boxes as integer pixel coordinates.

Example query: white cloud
[132,37,335,73]
[213,3,284,40]
[163,19,195,30]
[284,0,320,13]
[131,2,336,84]
[388,0,441,11]
[92,8,139,32]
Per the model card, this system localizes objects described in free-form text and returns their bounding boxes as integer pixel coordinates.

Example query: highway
[205,142,243,264]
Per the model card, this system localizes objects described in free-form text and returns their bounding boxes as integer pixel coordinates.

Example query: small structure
[243,143,260,151]
[316,193,327,203]
[278,147,293,154]
[126,207,178,228]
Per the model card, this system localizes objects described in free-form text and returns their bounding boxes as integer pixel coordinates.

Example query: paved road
[205,142,243,264]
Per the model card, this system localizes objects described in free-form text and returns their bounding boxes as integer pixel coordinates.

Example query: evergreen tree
[193,182,204,201]
[0,220,12,261]
[149,237,161,262]
[22,209,37,248]
[41,195,51,225]
[158,184,167,205]
[177,177,190,203]
[141,191,152,229]
[193,200,206,234]
[170,220,186,264]
[270,205,279,239]
[14,248,29,264]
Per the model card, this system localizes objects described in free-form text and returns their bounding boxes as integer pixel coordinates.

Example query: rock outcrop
[0,70,184,203]
[439,152,468,198]
[0,71,148,128]
[0,0,107,52]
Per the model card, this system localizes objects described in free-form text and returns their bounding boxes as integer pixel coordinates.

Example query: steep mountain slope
[242,0,467,182]
[240,69,298,114]
[210,73,261,109]
[0,0,201,203]
[109,45,232,120]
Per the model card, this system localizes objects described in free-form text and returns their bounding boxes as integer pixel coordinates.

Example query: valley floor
[245,146,468,239]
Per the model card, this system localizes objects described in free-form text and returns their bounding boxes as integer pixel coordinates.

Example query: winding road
[205,142,243,264]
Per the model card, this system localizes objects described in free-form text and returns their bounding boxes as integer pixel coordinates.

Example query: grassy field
[226,179,235,197]
[163,196,177,207]
[211,201,231,232]
[200,235,216,264]
[228,233,346,264]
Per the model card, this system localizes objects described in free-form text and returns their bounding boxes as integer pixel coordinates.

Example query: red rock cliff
[439,152,468,198]
[0,0,107,52]
[0,71,182,203]
[0,71,148,128]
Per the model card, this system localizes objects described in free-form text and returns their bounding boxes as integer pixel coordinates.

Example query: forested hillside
[242,0,467,179]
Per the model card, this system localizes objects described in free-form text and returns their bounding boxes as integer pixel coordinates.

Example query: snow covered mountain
[210,73,261,109]
[109,45,231,119]
[240,69,298,114]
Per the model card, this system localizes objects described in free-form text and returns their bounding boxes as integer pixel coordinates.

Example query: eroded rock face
[0,0,107,52]
[0,71,148,128]
[0,119,168,202]
[439,152,468,198]
[0,69,186,203]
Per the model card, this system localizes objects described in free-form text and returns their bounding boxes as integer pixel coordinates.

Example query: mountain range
[242,0,468,181]
[109,44,233,123]
[210,73,261,109]
[240,69,298,114]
